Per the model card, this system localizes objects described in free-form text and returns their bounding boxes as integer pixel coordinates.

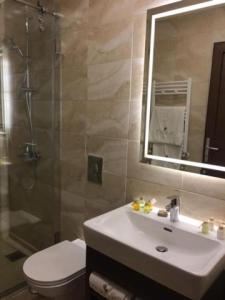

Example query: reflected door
[203,42,225,178]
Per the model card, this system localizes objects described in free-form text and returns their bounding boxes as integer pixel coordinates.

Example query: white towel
[152,144,182,159]
[149,106,185,146]
[151,144,182,169]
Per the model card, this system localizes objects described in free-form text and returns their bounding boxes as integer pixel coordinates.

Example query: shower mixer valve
[21,142,41,162]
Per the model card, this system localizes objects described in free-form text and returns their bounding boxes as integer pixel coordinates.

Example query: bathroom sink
[84,205,225,300]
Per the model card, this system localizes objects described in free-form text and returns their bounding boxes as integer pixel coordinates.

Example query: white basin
[84,205,225,300]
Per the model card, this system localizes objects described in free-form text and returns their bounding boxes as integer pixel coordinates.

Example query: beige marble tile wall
[59,0,88,240]
[59,0,132,240]
[59,0,225,241]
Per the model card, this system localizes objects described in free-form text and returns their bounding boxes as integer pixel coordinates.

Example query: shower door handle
[204,137,219,162]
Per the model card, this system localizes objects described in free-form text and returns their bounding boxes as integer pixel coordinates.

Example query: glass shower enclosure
[0,0,60,296]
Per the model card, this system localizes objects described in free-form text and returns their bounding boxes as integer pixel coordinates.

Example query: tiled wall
[59,0,225,241]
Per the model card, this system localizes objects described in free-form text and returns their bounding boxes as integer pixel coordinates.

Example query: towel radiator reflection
[152,79,192,159]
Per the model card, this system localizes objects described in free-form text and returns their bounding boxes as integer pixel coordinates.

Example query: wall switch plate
[88,155,103,185]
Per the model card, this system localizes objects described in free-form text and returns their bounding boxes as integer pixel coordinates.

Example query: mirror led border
[144,0,225,172]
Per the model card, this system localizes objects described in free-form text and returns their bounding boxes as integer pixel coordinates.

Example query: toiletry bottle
[138,197,145,211]
[131,200,140,211]
[208,217,215,231]
[144,200,153,214]
[217,224,225,240]
[201,221,209,235]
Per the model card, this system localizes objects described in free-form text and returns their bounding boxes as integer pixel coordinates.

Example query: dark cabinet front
[86,247,225,300]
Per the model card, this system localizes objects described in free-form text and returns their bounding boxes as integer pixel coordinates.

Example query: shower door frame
[0,51,4,132]
[0,0,61,297]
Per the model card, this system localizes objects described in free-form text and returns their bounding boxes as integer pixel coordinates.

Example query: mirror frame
[142,0,225,173]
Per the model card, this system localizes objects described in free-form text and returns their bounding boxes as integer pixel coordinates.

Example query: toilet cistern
[165,195,180,222]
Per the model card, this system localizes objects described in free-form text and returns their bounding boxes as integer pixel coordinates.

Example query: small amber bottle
[132,200,140,211]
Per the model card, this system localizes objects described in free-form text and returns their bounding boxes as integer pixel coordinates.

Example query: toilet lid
[23,240,86,284]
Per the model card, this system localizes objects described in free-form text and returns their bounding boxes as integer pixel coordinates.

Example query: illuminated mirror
[142,0,225,178]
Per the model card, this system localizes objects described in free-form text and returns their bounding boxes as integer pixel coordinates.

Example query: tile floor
[2,289,46,300]
[0,237,27,298]
[2,288,78,300]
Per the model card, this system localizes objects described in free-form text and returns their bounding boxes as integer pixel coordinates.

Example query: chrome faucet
[165,195,180,222]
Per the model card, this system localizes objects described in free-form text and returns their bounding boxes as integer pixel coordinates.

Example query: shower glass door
[0,0,60,296]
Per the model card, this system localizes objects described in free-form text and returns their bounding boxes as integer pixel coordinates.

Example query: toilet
[23,239,86,299]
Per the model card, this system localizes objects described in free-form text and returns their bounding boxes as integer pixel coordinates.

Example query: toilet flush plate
[87,155,103,185]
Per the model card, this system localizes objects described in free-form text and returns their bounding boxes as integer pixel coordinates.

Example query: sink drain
[156,246,168,253]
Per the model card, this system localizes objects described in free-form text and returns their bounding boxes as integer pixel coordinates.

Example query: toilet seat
[26,270,82,287]
[23,239,86,287]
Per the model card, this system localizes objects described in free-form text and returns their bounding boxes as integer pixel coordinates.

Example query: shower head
[37,1,46,32]
[3,37,24,58]
[37,0,46,14]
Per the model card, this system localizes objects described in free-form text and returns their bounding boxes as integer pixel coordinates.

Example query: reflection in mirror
[142,1,225,178]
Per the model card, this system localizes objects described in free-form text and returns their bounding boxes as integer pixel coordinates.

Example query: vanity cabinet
[86,247,225,300]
